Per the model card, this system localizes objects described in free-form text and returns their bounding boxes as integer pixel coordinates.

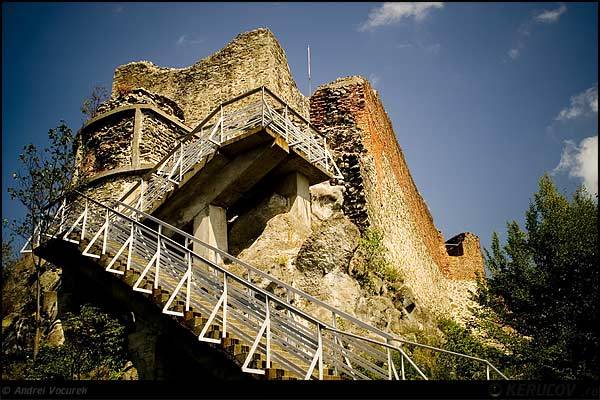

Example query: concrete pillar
[277,172,311,228]
[193,205,228,265]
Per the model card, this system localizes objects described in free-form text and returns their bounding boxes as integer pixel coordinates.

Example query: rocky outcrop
[295,213,360,275]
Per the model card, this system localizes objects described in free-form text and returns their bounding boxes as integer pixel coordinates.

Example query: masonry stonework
[112,28,309,126]
[310,76,485,316]
[75,88,190,204]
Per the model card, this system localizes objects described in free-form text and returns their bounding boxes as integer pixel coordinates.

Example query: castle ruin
[24,27,495,380]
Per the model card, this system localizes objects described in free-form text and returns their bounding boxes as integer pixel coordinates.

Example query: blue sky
[2,2,598,252]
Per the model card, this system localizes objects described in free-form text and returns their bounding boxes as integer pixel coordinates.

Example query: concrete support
[193,205,228,265]
[277,172,311,228]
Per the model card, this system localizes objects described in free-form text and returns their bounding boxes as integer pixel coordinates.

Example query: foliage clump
[475,174,598,379]
[355,228,402,291]
[27,304,128,380]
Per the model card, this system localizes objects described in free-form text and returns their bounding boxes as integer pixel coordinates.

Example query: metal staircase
[22,86,509,380]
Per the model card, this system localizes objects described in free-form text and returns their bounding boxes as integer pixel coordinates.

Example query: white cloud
[396,43,414,49]
[359,2,444,31]
[506,4,567,61]
[534,4,567,24]
[112,5,124,14]
[176,35,203,47]
[556,84,598,121]
[554,135,598,195]
[368,73,381,88]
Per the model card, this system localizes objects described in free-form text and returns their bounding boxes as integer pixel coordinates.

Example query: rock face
[295,213,360,275]
[235,179,430,336]
[228,193,289,256]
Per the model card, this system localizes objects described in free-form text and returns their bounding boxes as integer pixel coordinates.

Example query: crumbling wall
[446,233,485,280]
[75,89,189,204]
[310,76,485,318]
[97,88,185,121]
[139,109,185,166]
[78,113,135,179]
[112,28,309,127]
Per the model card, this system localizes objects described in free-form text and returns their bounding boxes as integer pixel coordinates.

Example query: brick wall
[310,76,485,316]
[445,233,485,280]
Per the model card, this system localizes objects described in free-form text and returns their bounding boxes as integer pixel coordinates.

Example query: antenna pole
[307,45,311,96]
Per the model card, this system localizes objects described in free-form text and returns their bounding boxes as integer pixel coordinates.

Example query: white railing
[119,86,343,215]
[27,191,509,381]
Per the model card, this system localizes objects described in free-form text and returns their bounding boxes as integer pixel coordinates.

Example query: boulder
[229,193,289,255]
[295,213,360,275]
[310,181,345,223]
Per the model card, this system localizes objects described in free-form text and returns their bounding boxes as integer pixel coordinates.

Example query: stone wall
[97,88,185,122]
[445,233,485,280]
[77,112,135,179]
[74,89,189,204]
[112,28,309,127]
[310,76,484,318]
[80,174,140,207]
[139,109,186,166]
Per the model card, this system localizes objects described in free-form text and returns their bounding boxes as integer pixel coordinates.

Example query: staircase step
[192,322,221,336]
[265,368,297,380]
[226,344,250,357]
[234,351,266,364]
[185,316,208,329]
[221,337,240,348]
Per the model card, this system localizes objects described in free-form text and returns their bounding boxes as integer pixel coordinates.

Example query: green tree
[28,304,127,380]
[477,174,598,379]
[80,85,108,121]
[6,122,77,360]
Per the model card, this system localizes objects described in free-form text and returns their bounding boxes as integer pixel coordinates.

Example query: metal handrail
[104,193,506,379]
[118,85,342,206]
[28,190,509,380]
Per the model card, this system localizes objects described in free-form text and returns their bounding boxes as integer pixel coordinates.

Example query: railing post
[59,198,66,232]
[307,121,312,161]
[102,209,109,255]
[222,274,228,339]
[285,105,289,141]
[127,223,134,271]
[332,313,338,376]
[179,142,184,182]
[155,225,161,289]
[261,87,265,126]
[265,297,271,368]
[401,353,406,380]
[387,339,393,380]
[486,364,490,380]
[186,238,191,312]
[81,200,88,240]
[317,324,323,380]
[139,179,144,213]
[220,105,224,142]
